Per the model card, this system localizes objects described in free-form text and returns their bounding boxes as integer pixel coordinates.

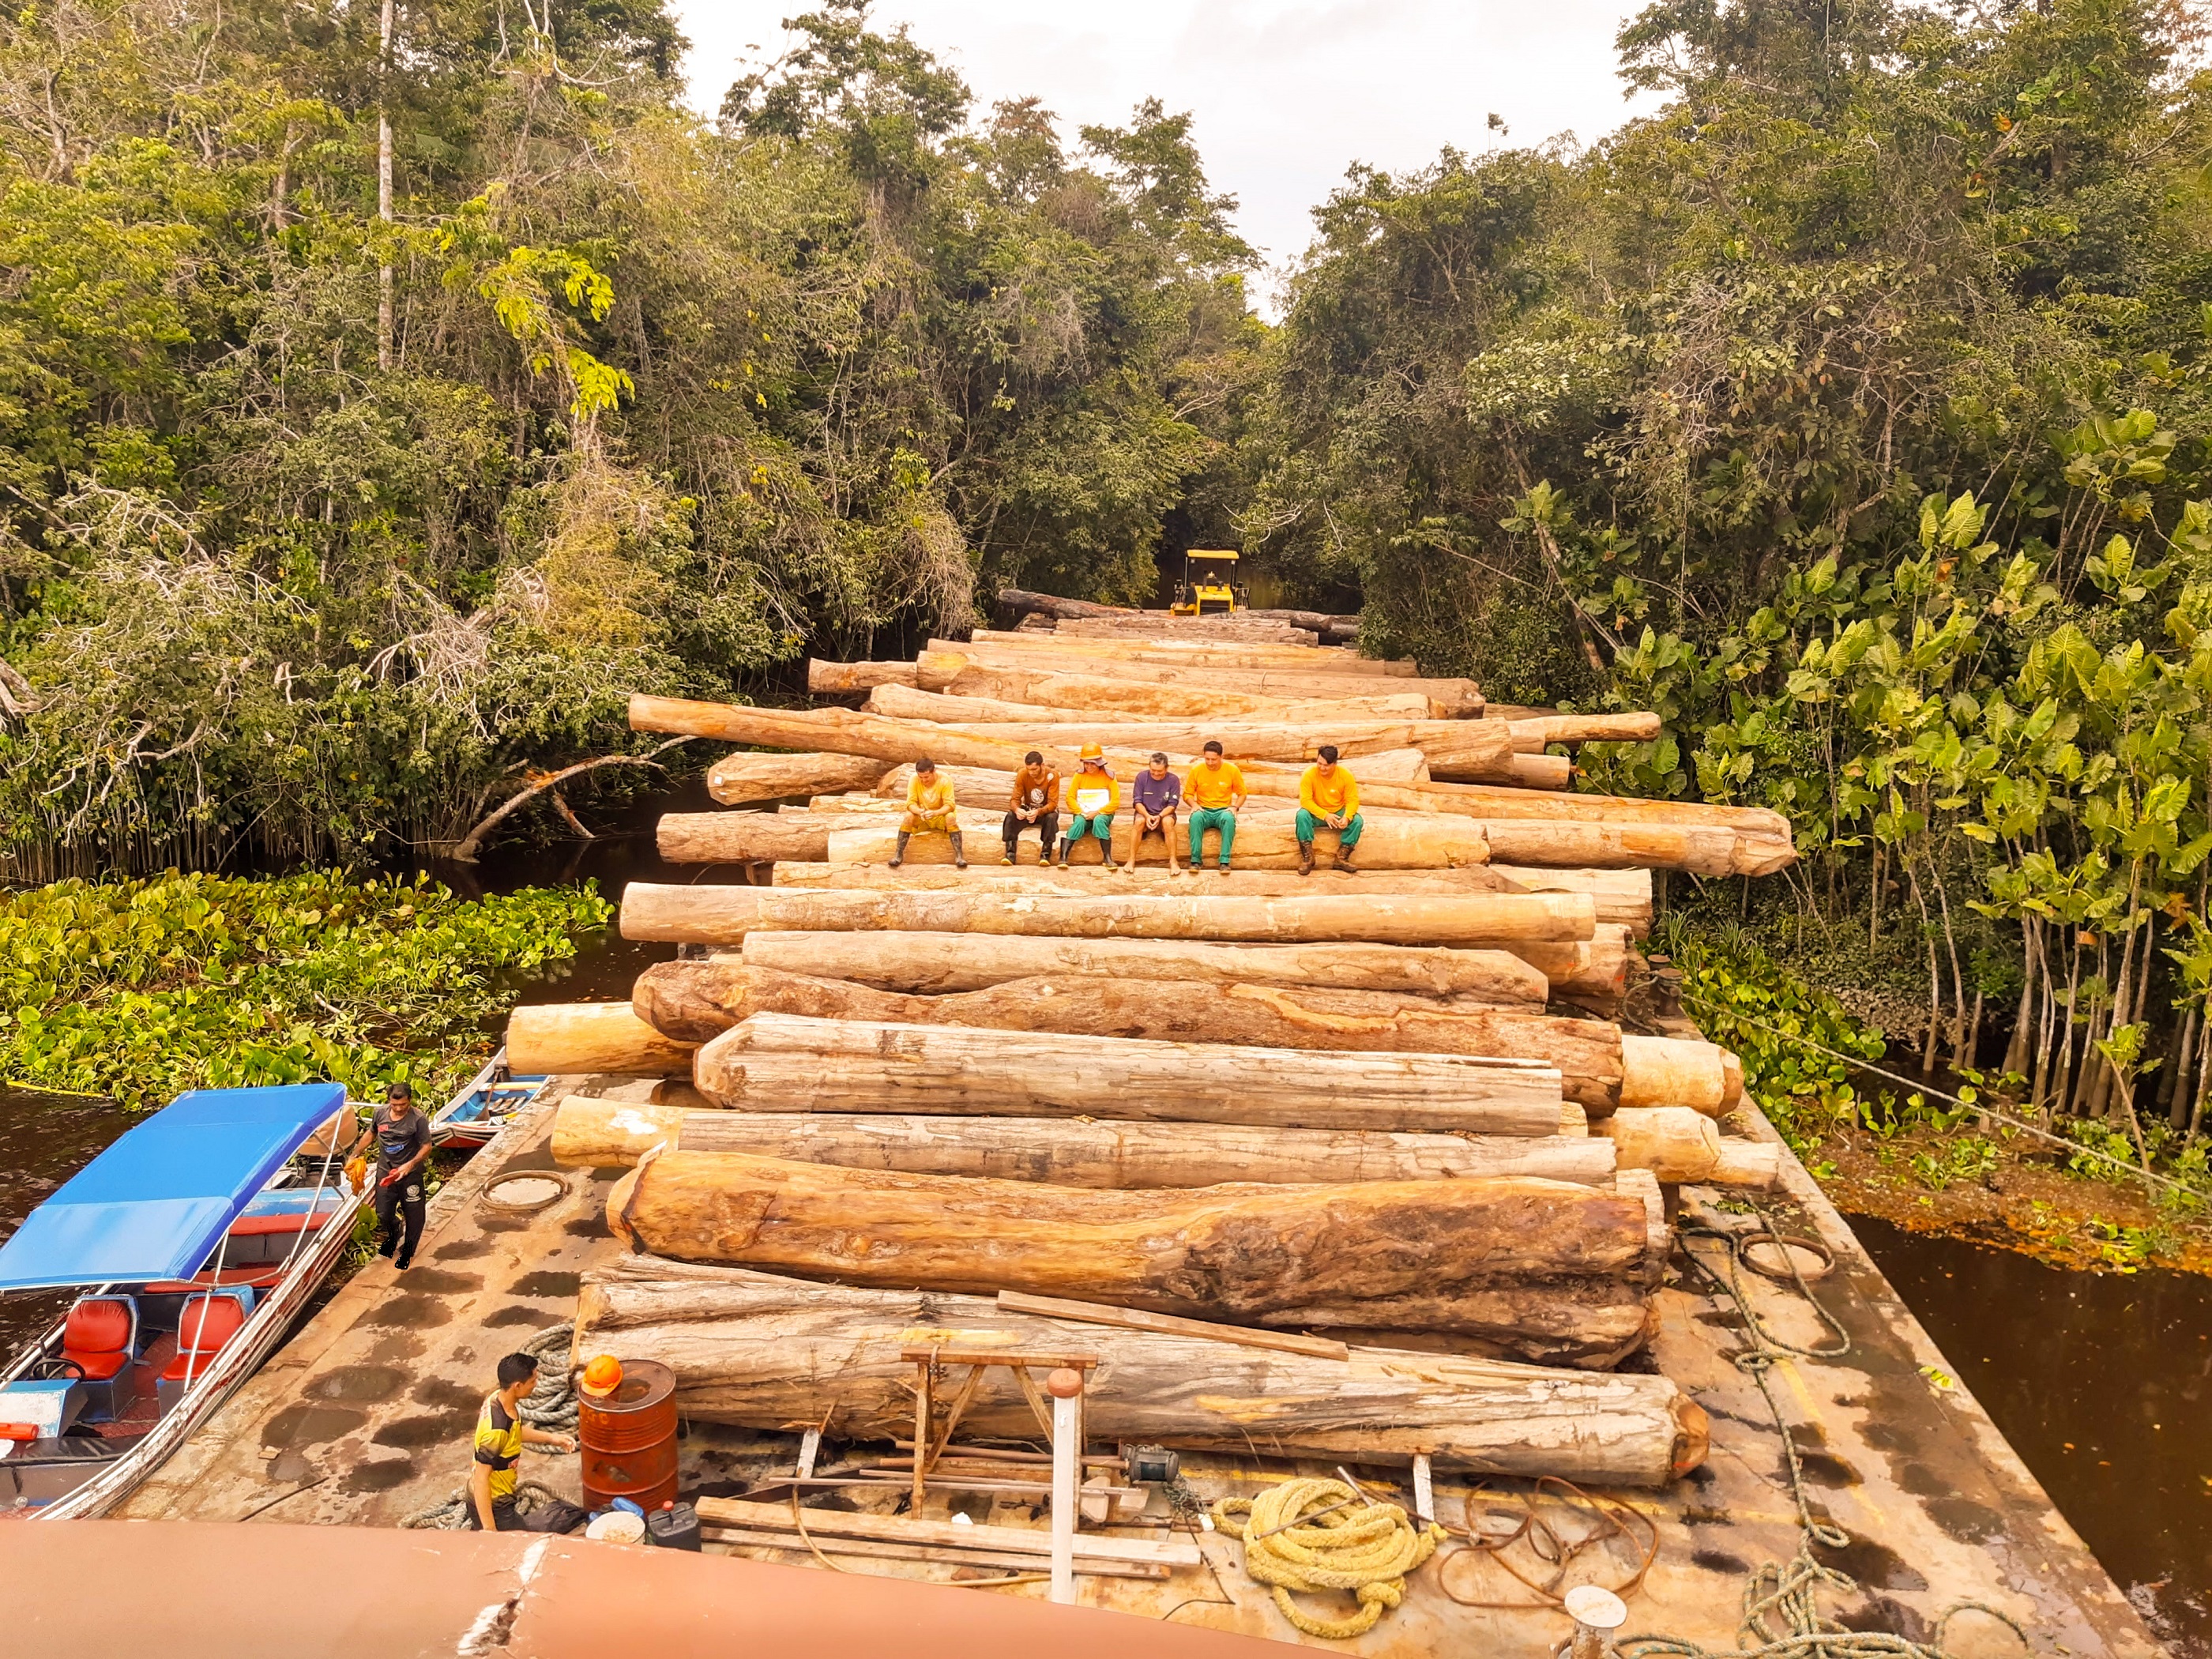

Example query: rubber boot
[1001,837,1018,867]
[889,831,909,869]
[1296,841,1315,877]
[950,830,969,870]
[1055,837,1070,867]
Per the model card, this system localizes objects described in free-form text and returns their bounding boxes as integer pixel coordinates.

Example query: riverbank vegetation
[2,0,2210,1221]
[0,871,610,1107]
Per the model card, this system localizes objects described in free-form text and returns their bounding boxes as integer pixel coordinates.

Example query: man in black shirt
[371,1082,431,1271]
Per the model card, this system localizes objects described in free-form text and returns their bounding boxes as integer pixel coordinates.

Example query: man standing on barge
[371,1082,431,1272]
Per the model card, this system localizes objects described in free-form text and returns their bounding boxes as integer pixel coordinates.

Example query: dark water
[1852,1214,2212,1651]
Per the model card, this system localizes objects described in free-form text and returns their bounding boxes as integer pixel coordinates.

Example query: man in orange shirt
[1183,740,1246,873]
[892,757,965,869]
[1296,744,1364,874]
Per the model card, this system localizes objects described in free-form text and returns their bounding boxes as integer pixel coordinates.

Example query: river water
[2,814,2206,1642]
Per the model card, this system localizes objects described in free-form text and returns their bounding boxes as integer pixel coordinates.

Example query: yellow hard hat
[580,1354,624,1397]
[1078,742,1104,761]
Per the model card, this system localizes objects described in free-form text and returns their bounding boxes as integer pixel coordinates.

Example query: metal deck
[113,1086,2164,1654]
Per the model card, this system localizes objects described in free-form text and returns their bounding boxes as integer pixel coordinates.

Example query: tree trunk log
[812,813,1489,871]
[869,681,1433,727]
[506,1003,697,1077]
[619,882,1593,947]
[769,859,1526,897]
[807,660,920,694]
[920,651,1484,714]
[994,589,1363,641]
[942,662,1459,719]
[690,1012,1568,1133]
[602,1153,1662,1364]
[574,1259,1706,1481]
[955,630,1398,673]
[636,962,1687,1112]
[1597,1108,1781,1189]
[734,929,1548,1003]
[552,1095,1618,1185]
[1050,616,1322,645]
[705,752,896,805]
[1490,867,1653,935]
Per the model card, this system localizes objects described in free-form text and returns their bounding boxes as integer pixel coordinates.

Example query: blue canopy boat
[0,1083,367,1518]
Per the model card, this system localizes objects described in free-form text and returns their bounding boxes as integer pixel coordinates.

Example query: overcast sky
[665,2,1660,312]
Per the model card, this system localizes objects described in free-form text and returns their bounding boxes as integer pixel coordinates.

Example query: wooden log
[618,883,1592,947]
[551,1096,1620,1186]
[1491,867,1653,936]
[638,963,1639,1108]
[689,1488,1201,1567]
[814,812,1489,871]
[735,929,1549,1003]
[996,589,1363,645]
[1505,713,1665,751]
[1598,1108,1783,1190]
[807,660,920,694]
[954,630,1397,673]
[941,663,1464,720]
[691,1012,1567,1134]
[1501,754,1573,789]
[698,1525,1167,1580]
[705,751,897,805]
[506,1003,697,1077]
[921,651,1485,716]
[1514,927,1634,1010]
[1620,1033,1729,1115]
[601,1153,1661,1362]
[995,1291,1349,1359]
[772,861,1525,896]
[867,681,1432,727]
[577,1261,1706,1482]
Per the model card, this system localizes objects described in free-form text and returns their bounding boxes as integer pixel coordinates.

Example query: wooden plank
[700,1525,1169,1580]
[693,1495,1203,1567]
[993,1291,1350,1362]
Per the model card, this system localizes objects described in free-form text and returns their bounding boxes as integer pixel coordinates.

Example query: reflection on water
[1852,1214,2212,1653]
[0,1089,140,1352]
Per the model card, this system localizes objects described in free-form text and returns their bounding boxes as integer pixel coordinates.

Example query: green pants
[1187,806,1238,866]
[1062,812,1113,853]
[1296,808,1364,848]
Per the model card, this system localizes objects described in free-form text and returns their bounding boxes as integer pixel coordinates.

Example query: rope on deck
[398,1322,580,1529]
[1612,1206,2030,1659]
[1210,1476,1443,1640]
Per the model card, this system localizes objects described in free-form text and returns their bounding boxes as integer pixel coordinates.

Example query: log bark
[601,1153,1662,1363]
[691,1011,1567,1134]
[955,630,1394,673]
[506,1003,697,1077]
[574,1259,1705,1482]
[807,660,921,694]
[868,680,1432,727]
[638,962,1650,1108]
[940,663,1463,720]
[921,651,1484,716]
[619,882,1592,947]
[1490,867,1653,935]
[1054,617,1321,645]
[705,751,896,805]
[735,929,1549,1003]
[551,1095,1620,1186]
[814,813,1489,871]
[1502,754,1572,789]
[1597,1108,1782,1190]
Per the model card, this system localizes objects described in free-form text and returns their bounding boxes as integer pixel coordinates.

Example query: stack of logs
[519,609,1806,1491]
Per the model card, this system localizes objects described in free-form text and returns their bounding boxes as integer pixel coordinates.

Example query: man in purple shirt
[1127,751,1185,874]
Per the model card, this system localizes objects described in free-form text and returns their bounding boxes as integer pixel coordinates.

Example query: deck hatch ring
[480,1170,573,1215]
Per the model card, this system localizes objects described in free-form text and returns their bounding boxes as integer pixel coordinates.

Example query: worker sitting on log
[1297,745,1364,875]
[468,1351,585,1534]
[1185,740,1247,875]
[1127,750,1184,875]
[1002,749,1060,865]
[1057,743,1118,866]
[892,756,965,869]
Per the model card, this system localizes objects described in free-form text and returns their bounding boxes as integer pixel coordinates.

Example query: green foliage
[1655,920,1890,1149]
[0,0,1256,871]
[0,870,611,1108]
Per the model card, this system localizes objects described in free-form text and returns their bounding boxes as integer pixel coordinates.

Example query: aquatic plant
[0,870,611,1108]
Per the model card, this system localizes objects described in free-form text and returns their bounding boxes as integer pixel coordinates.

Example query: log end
[606,1166,642,1247]
[1707,1138,1784,1192]
[1720,1049,1745,1109]
[1670,1394,1712,1478]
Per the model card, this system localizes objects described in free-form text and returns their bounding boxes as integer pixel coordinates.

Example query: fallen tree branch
[449,738,691,862]
[0,657,40,717]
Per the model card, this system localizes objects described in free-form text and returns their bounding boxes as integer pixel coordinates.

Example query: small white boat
[429,1049,551,1149]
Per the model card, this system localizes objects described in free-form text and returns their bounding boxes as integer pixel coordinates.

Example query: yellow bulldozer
[1169,548,1247,618]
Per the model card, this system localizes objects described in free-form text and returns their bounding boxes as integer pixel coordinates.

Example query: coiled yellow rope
[1212,1477,1444,1639]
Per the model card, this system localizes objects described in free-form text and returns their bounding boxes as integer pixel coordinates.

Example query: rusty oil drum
[578,1358,679,1511]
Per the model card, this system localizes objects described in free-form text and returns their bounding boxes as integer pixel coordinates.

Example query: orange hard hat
[1078,742,1104,761]
[580,1354,624,1396]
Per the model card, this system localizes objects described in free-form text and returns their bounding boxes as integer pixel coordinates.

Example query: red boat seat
[227,1209,333,1239]
[61,1297,136,1381]
[159,1293,248,1386]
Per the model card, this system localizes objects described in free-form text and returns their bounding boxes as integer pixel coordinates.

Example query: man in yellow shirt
[1184,740,1246,873]
[1296,744,1363,874]
[1058,743,1119,866]
[892,757,966,869]
[468,1351,583,1533]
